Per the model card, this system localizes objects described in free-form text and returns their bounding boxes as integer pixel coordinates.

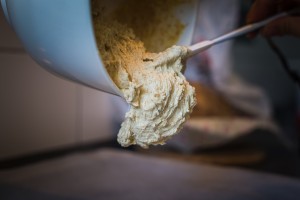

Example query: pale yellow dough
[93,1,196,148]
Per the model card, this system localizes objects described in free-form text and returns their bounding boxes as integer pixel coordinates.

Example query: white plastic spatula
[187,9,297,57]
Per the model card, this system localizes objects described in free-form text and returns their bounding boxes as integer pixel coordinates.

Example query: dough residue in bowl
[92,0,196,148]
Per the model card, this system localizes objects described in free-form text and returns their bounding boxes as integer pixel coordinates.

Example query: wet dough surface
[93,0,196,148]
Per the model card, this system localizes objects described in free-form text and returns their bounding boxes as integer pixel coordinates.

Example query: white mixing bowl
[1,0,197,96]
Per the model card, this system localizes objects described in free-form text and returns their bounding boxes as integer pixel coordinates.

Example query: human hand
[247,0,300,38]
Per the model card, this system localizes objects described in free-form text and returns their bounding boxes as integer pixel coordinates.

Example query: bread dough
[93,1,196,148]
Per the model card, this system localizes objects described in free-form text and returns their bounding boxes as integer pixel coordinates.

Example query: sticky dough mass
[93,2,196,148]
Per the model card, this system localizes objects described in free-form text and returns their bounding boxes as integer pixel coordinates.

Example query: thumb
[262,17,300,37]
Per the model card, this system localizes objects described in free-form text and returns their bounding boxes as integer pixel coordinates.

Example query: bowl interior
[92,0,197,53]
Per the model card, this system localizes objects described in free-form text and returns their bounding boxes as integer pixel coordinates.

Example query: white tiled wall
[0,9,114,159]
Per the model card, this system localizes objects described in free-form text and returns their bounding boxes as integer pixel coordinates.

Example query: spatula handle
[188,9,300,57]
[212,12,288,44]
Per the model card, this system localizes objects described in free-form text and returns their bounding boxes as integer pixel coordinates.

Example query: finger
[247,0,277,38]
[247,0,276,24]
[261,17,300,37]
